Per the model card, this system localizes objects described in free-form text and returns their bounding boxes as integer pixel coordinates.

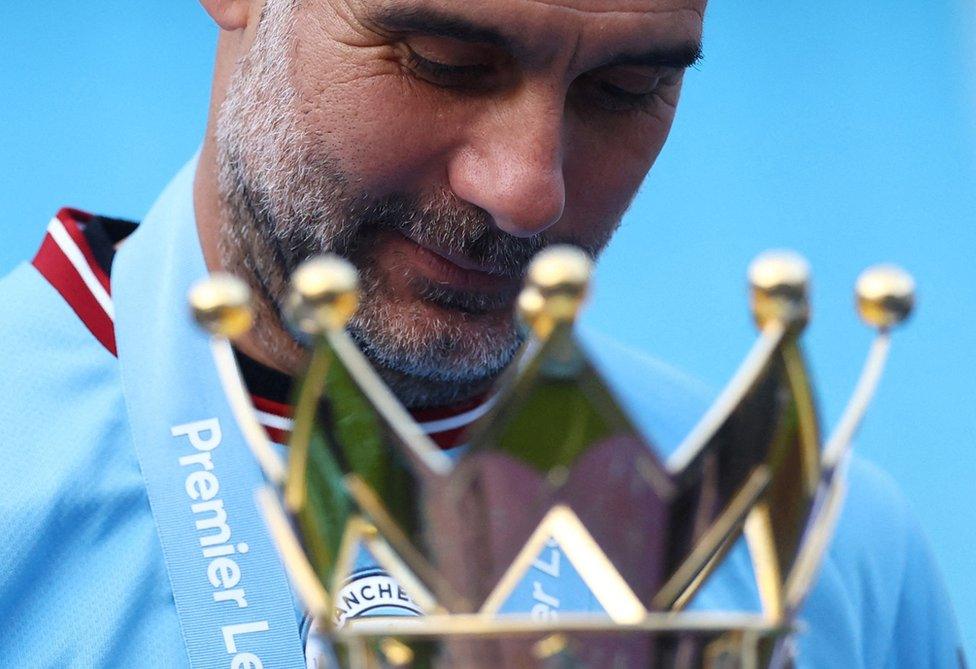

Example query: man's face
[216,0,704,406]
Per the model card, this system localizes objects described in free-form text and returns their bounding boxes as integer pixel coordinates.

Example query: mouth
[390,231,522,296]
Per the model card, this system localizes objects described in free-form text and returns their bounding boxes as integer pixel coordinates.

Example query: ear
[199,0,255,32]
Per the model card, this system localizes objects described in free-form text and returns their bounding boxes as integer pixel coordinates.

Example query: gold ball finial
[748,250,811,330]
[286,255,360,335]
[516,285,546,330]
[856,264,915,329]
[379,638,414,667]
[189,274,254,339]
[522,245,593,330]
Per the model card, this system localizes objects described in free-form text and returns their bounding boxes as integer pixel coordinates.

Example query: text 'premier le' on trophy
[188,243,915,669]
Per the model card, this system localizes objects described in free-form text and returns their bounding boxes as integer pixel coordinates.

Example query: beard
[213,0,616,407]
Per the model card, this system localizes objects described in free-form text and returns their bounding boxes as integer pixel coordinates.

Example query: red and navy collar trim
[32,208,495,450]
[250,392,497,450]
[32,208,118,354]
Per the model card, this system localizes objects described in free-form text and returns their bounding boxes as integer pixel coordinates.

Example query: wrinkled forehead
[348,0,705,69]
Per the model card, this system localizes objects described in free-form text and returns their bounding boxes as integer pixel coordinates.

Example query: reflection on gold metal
[671,526,739,614]
[781,340,821,497]
[533,633,570,660]
[517,285,546,333]
[344,475,463,612]
[748,251,811,330]
[256,486,331,619]
[331,516,442,621]
[344,638,370,669]
[785,477,847,612]
[856,264,915,330]
[362,534,441,615]
[655,468,770,610]
[379,638,414,667]
[284,338,331,513]
[283,256,360,512]
[189,273,254,339]
[286,255,360,335]
[744,503,785,623]
[666,324,786,474]
[331,515,374,615]
[522,245,592,339]
[481,505,646,624]
[340,617,787,667]
[188,246,918,669]
[339,611,785,638]
[324,329,452,476]
[821,334,891,474]
[786,265,917,617]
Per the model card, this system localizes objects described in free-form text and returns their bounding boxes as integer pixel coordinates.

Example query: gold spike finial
[189,273,254,339]
[855,264,915,329]
[286,255,360,335]
[748,250,811,330]
[520,245,593,336]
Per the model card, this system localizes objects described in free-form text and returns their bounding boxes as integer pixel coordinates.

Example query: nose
[448,87,566,239]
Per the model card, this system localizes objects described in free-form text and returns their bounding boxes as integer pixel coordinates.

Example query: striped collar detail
[252,395,294,446]
[409,396,497,450]
[32,208,117,354]
[31,208,496,452]
[252,393,497,451]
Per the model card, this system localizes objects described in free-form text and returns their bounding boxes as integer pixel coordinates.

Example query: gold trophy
[189,246,915,668]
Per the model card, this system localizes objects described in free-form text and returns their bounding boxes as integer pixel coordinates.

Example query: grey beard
[215,152,533,406]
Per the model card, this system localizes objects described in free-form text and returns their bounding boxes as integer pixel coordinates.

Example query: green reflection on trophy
[189,246,915,668]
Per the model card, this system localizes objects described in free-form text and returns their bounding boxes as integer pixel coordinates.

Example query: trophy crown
[190,245,919,668]
[286,255,360,335]
[188,273,253,339]
[856,264,915,329]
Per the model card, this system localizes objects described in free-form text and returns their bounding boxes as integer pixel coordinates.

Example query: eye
[576,66,681,113]
[401,36,502,90]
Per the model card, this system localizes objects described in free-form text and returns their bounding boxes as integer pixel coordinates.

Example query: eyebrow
[368,6,703,69]
[369,6,516,49]
[605,44,704,69]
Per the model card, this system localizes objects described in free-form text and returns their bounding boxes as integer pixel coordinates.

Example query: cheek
[289,26,462,195]
[561,114,675,236]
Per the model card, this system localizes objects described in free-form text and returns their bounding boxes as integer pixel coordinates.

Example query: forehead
[355,0,705,66]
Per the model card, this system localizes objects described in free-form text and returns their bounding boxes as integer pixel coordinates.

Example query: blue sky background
[2,1,973,656]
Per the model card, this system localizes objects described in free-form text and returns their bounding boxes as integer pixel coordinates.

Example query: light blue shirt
[0,161,962,667]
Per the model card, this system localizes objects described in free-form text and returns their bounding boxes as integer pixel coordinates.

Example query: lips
[391,231,522,295]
